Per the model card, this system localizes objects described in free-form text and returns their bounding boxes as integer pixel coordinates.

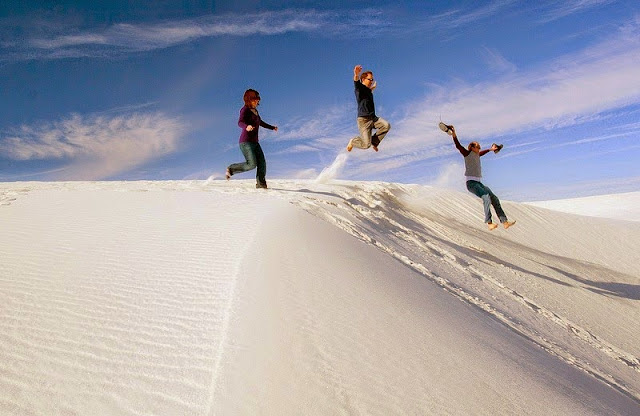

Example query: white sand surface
[527,191,640,221]
[1,180,639,415]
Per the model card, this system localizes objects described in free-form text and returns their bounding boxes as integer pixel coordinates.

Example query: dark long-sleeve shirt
[453,136,470,157]
[237,105,276,143]
[354,81,376,118]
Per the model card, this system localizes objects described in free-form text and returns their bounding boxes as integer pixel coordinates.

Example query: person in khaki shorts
[347,65,391,152]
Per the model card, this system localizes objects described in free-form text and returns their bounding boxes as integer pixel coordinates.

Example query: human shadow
[542,264,640,300]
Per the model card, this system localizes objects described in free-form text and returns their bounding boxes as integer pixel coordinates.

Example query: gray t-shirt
[464,152,482,178]
[453,136,482,180]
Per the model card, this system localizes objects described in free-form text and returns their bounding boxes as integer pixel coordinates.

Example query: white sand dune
[527,191,640,222]
[1,180,639,415]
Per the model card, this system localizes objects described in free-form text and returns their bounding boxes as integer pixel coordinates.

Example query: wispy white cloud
[275,144,322,154]
[2,9,389,61]
[0,111,186,180]
[496,130,638,160]
[272,104,354,155]
[424,1,518,31]
[481,46,517,74]
[538,0,615,23]
[415,1,614,40]
[276,104,351,142]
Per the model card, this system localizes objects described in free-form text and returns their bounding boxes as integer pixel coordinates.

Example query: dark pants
[228,142,266,186]
[466,180,507,224]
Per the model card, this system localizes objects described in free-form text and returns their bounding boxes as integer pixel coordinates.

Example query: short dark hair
[243,89,260,106]
[360,71,373,81]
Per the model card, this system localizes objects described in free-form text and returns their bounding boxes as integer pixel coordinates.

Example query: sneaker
[225,168,231,180]
[503,220,516,229]
[256,182,268,189]
[493,143,504,154]
[488,222,498,231]
[438,122,453,135]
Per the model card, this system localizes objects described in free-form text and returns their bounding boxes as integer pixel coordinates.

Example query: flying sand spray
[315,153,349,184]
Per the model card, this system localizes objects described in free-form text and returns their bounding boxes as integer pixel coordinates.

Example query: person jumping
[347,65,391,152]
[447,124,515,230]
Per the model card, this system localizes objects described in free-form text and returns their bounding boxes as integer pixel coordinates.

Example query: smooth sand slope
[1,180,638,415]
[527,191,640,221]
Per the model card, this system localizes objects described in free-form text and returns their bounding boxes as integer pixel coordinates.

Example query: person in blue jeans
[449,124,515,230]
[226,89,278,189]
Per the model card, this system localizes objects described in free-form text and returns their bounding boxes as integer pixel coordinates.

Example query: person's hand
[490,143,498,152]
[354,65,362,75]
[273,126,278,132]
[246,125,254,132]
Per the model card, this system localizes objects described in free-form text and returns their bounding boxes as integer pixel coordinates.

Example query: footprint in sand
[0,190,25,206]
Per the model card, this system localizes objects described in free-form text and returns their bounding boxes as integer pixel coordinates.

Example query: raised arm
[353,65,362,82]
[451,126,470,157]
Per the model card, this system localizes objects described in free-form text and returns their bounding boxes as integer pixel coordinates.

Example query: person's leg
[228,142,258,176]
[254,143,267,187]
[350,117,374,149]
[371,117,391,147]
[466,180,493,224]
[485,185,508,223]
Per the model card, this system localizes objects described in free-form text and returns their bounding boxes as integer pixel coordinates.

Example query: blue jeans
[466,180,507,224]
[228,142,266,186]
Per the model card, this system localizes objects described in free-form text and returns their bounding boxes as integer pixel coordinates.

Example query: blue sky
[1,0,639,201]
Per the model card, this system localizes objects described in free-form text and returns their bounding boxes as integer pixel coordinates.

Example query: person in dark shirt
[449,124,515,230]
[226,89,278,189]
[347,65,391,152]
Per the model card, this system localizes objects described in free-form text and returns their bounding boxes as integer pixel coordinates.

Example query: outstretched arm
[451,126,470,157]
[479,143,498,157]
[259,120,278,131]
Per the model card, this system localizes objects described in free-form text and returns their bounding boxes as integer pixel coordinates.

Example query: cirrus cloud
[0,111,186,180]
[2,9,390,61]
